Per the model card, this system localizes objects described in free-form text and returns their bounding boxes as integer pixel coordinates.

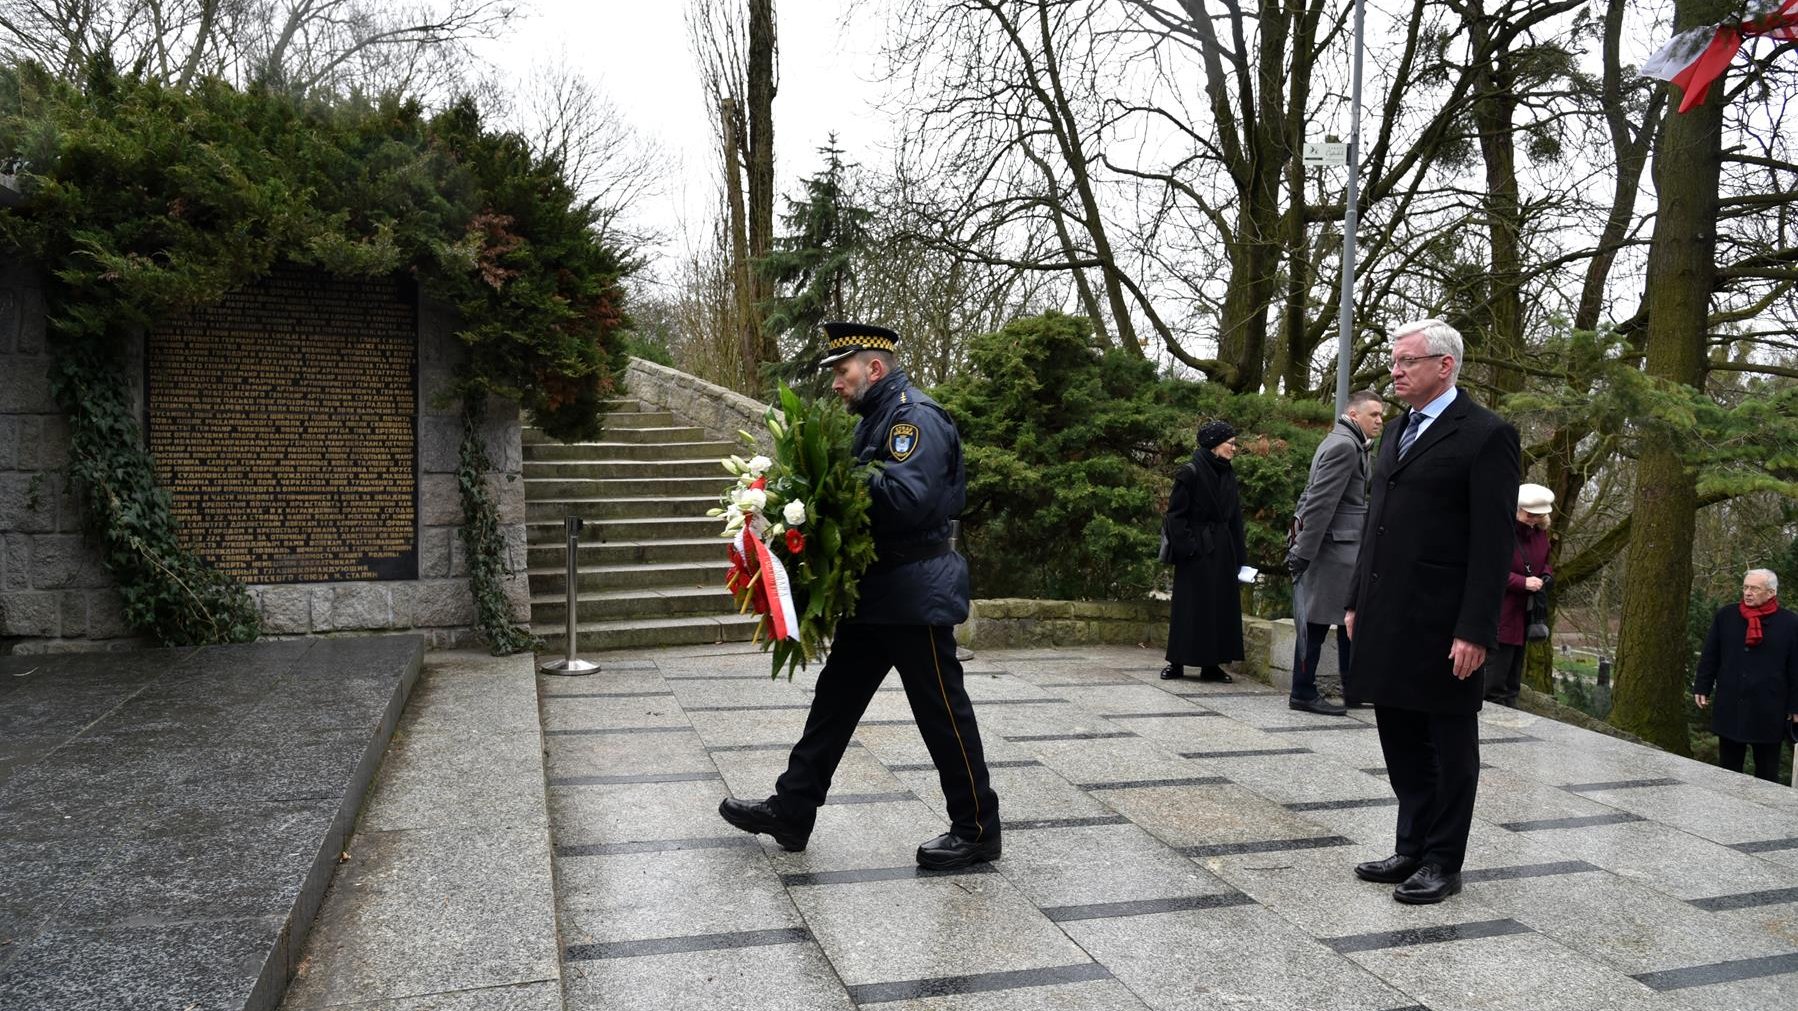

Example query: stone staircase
[522,398,759,652]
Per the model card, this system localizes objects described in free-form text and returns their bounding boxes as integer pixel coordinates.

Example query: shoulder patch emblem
[888,422,920,462]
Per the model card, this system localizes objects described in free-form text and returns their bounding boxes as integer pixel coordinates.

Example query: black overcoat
[1695,605,1798,744]
[1165,451,1246,666]
[1344,390,1519,714]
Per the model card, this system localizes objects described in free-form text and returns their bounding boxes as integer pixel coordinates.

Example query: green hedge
[935,312,1331,602]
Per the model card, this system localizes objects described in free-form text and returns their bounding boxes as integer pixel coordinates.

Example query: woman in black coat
[1161,421,1247,682]
[1694,569,1798,781]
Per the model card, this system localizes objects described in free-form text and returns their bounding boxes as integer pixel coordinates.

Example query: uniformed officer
[718,321,1002,869]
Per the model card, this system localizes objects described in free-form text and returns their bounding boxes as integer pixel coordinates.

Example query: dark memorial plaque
[146,268,418,583]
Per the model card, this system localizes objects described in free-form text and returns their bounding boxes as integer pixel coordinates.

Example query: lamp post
[1333,0,1367,415]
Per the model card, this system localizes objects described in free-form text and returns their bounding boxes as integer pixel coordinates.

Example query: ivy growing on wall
[0,60,629,650]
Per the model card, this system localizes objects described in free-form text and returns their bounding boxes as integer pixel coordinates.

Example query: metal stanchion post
[951,520,975,661]
[541,511,600,676]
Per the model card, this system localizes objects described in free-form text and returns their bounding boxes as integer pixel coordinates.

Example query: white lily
[748,455,773,476]
[734,488,768,513]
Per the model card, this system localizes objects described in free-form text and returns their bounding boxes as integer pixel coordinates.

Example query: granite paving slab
[280,652,558,1011]
[0,636,423,1011]
[535,644,1798,1011]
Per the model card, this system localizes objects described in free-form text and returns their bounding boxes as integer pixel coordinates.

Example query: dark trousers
[1291,622,1351,701]
[1483,642,1525,706]
[1718,736,1785,782]
[772,622,1000,840]
[1375,706,1480,874]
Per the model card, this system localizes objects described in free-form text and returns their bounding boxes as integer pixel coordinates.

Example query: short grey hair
[1747,568,1779,593]
[1392,318,1464,384]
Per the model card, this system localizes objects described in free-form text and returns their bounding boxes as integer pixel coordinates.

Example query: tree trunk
[747,0,777,368]
[1469,10,1525,396]
[1608,0,1726,754]
[721,98,756,393]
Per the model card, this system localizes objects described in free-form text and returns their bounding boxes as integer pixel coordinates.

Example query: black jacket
[1345,389,1520,714]
[1696,605,1798,744]
[845,369,971,626]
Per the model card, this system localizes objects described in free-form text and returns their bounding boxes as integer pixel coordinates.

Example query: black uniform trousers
[1374,706,1480,874]
[771,622,1000,840]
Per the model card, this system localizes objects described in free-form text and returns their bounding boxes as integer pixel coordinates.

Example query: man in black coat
[719,322,1002,870]
[1343,318,1519,904]
[1695,568,1798,782]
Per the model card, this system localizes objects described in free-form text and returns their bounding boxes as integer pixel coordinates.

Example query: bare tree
[1,0,515,99]
[515,58,665,250]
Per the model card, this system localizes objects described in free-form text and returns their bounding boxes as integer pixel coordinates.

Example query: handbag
[1524,563,1550,640]
[1158,463,1195,565]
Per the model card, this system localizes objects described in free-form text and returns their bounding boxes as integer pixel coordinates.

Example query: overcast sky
[472,2,899,280]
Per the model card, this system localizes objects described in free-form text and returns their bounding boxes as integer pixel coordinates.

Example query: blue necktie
[1398,410,1423,457]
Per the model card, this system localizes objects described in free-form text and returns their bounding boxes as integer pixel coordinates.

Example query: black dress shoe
[1196,666,1234,683]
[1394,863,1462,904]
[1289,695,1348,716]
[1159,664,1184,680]
[1354,853,1421,884]
[718,797,808,851]
[917,830,1002,870]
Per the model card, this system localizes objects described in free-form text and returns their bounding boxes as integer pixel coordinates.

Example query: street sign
[1302,142,1348,167]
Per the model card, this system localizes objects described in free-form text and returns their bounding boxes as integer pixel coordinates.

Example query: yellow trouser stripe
[927,626,983,840]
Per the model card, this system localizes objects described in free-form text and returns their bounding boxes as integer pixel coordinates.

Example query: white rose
[748,455,773,476]
[735,488,768,513]
[783,500,807,526]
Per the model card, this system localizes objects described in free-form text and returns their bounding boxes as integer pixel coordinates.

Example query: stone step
[525,516,722,543]
[524,411,674,437]
[523,476,726,500]
[600,398,642,411]
[530,585,736,624]
[524,440,737,463]
[536,613,761,653]
[528,560,725,595]
[525,537,726,569]
[553,424,708,445]
[522,459,727,480]
[525,495,718,523]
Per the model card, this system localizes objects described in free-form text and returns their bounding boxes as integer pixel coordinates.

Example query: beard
[843,372,873,411]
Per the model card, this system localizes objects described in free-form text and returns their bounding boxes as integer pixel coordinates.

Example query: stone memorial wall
[0,261,529,652]
[147,269,419,584]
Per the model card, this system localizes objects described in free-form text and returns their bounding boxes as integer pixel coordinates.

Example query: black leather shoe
[1394,863,1463,904]
[1354,853,1421,884]
[718,797,808,852]
[1289,695,1348,716]
[1196,666,1234,683]
[917,830,1002,870]
[1158,664,1184,680]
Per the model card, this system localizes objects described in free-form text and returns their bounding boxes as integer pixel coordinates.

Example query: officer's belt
[869,539,953,569]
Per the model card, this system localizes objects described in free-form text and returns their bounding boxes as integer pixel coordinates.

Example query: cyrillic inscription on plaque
[147,268,418,583]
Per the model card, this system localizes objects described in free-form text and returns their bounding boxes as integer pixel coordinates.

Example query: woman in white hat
[1485,483,1555,706]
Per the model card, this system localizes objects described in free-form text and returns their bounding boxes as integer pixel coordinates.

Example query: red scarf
[1740,597,1779,646]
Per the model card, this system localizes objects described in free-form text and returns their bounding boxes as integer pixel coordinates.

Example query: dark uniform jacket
[846,368,971,626]
[1345,389,1520,714]
[1164,450,1247,666]
[1696,605,1798,744]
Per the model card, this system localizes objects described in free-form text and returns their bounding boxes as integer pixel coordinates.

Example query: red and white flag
[1641,0,1798,113]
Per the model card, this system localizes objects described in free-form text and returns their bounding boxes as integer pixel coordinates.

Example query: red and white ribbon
[727,527,800,642]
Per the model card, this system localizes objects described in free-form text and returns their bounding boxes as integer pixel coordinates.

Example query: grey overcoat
[1290,417,1372,626]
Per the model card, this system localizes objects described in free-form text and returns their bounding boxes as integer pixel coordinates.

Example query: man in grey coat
[1286,390,1385,715]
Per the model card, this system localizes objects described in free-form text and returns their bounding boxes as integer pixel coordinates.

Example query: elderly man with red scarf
[1694,568,1798,782]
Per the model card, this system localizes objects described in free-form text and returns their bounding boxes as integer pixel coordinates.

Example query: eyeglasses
[1390,353,1447,371]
